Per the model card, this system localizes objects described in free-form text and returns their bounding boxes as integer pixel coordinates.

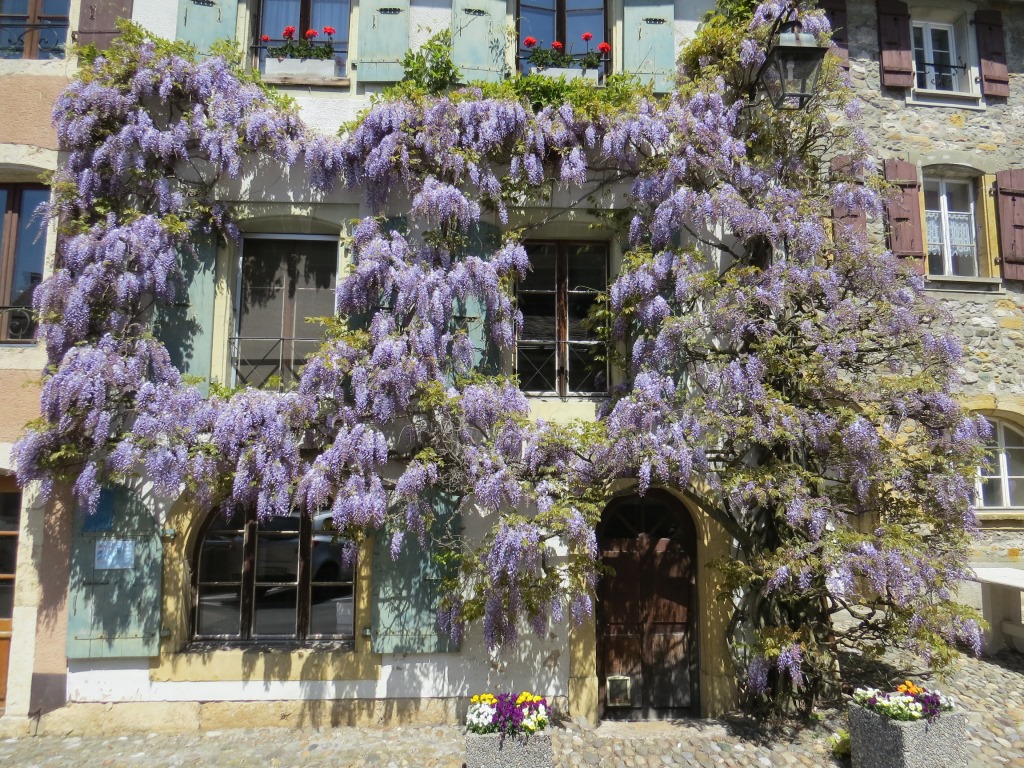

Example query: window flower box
[465,732,553,768]
[848,696,967,768]
[264,57,336,79]
[536,67,600,83]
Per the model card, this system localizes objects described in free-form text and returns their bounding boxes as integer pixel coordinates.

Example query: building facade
[0,0,1022,734]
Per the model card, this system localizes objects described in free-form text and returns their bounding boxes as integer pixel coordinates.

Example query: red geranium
[261,34,270,42]
[551,40,563,51]
[597,41,611,54]
[305,28,318,38]
[283,25,296,39]
[323,25,336,36]
[582,32,593,42]
[523,36,537,48]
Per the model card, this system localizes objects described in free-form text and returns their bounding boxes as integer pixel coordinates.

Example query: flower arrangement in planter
[848,682,966,768]
[522,33,610,82]
[262,25,339,78]
[465,691,553,768]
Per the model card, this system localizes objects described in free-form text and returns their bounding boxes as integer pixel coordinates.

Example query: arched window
[193,509,356,642]
[978,418,1024,509]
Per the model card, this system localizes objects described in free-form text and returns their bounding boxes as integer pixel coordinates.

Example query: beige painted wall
[0,371,40,443]
[0,75,69,151]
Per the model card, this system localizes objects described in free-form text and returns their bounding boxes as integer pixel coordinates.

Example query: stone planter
[848,704,967,768]
[536,67,600,83]
[263,57,336,79]
[465,731,553,768]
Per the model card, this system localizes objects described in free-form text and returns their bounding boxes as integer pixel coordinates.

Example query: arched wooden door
[596,490,699,719]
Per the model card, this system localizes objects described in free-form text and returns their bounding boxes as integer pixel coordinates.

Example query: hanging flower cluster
[15,3,985,714]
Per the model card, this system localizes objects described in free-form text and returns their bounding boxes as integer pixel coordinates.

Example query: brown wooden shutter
[76,1,134,51]
[975,11,1010,99]
[883,159,924,273]
[830,155,867,235]
[996,170,1024,281]
[877,0,913,88]
[820,0,849,71]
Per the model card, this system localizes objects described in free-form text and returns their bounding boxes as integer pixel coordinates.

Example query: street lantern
[757,21,828,110]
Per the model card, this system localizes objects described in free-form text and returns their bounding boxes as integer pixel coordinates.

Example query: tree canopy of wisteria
[16,0,985,714]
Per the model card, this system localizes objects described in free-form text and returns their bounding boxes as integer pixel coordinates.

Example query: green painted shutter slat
[370,493,461,654]
[451,0,507,83]
[356,0,410,82]
[176,0,239,53]
[155,239,216,395]
[458,222,501,374]
[623,0,675,92]
[67,487,164,659]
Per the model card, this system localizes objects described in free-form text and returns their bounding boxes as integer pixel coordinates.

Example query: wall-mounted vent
[606,675,632,708]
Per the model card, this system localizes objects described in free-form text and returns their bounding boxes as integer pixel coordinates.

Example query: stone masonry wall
[843,2,1024,555]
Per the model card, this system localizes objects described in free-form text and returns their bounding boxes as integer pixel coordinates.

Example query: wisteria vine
[15,4,985,714]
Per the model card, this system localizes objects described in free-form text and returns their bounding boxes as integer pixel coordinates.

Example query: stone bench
[970,567,1024,654]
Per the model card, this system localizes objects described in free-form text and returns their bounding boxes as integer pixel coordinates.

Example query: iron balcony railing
[0,306,37,343]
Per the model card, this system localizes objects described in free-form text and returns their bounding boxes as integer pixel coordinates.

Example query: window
[256,0,350,76]
[924,177,978,277]
[912,21,960,91]
[0,0,69,60]
[0,493,19,632]
[978,419,1024,510]
[517,0,606,72]
[233,235,338,388]
[193,509,356,642]
[0,184,47,342]
[516,241,608,396]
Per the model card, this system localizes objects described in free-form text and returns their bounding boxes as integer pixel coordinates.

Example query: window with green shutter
[176,0,239,54]
[622,0,674,92]
[355,0,410,82]
[451,0,507,82]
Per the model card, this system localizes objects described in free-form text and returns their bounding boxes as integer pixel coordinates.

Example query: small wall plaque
[95,539,135,570]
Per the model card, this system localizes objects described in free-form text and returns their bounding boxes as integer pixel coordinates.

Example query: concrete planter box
[537,67,600,83]
[848,704,967,768]
[465,731,553,768]
[264,57,336,79]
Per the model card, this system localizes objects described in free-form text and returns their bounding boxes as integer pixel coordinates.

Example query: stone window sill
[925,275,1003,293]
[261,76,351,89]
[906,88,985,111]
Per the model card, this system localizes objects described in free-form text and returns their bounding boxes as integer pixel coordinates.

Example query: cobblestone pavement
[1,651,1021,767]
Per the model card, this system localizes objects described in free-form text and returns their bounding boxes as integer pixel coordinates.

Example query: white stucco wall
[133,0,180,40]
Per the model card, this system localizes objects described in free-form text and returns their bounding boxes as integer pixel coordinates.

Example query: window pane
[522,245,556,290]
[519,293,556,340]
[196,585,242,636]
[980,477,1003,508]
[980,449,1000,477]
[929,28,954,90]
[1009,478,1024,507]
[255,532,300,582]
[568,245,606,292]
[0,537,16,574]
[261,0,300,38]
[568,343,606,393]
[235,338,283,388]
[311,534,354,583]
[945,182,971,213]
[253,586,298,636]
[290,240,338,338]
[41,0,70,14]
[0,493,18,532]
[520,6,555,46]
[309,583,353,636]
[0,1,30,13]
[568,293,600,340]
[518,344,557,391]
[923,182,940,211]
[566,10,604,53]
[1006,448,1024,478]
[0,582,12,620]
[10,188,48,307]
[1004,425,1024,447]
[312,0,349,41]
[912,26,927,90]
[199,532,244,582]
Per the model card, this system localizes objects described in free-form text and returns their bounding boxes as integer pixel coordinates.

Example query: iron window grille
[0,0,69,59]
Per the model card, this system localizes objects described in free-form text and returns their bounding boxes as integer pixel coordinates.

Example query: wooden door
[596,491,699,718]
[0,489,20,711]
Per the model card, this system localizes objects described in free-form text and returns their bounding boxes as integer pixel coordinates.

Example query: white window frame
[912,20,960,92]
[924,176,978,277]
[977,418,1024,510]
[906,5,982,108]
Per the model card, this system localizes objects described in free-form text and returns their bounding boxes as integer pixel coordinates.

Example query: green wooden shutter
[451,0,507,83]
[623,0,675,92]
[154,239,217,395]
[370,493,461,654]
[176,0,239,53]
[457,222,501,374]
[67,487,164,659]
[356,0,410,83]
